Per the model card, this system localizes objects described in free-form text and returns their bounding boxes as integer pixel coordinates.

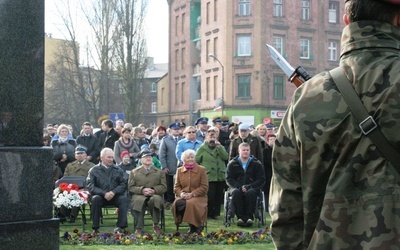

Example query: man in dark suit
[98,119,120,150]
[159,122,183,208]
[76,122,100,164]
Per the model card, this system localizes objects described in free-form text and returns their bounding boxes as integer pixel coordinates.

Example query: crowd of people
[47,117,277,235]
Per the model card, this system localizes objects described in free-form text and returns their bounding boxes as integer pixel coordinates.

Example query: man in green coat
[128,150,167,235]
[195,129,228,219]
[270,0,400,249]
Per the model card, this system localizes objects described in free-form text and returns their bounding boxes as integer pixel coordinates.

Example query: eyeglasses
[187,131,196,134]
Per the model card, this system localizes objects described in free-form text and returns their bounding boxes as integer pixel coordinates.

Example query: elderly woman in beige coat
[128,150,167,235]
[172,149,208,233]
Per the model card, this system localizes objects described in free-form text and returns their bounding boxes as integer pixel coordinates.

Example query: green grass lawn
[59,206,275,249]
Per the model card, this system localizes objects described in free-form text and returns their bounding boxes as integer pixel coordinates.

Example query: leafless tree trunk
[114,0,148,124]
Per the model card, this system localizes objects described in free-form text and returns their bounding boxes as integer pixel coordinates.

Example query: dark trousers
[165,174,175,203]
[208,181,225,217]
[230,188,257,221]
[91,194,129,230]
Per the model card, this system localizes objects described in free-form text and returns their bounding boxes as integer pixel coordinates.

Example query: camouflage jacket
[270,21,400,250]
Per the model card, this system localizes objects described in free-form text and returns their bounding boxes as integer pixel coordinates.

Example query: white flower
[53,187,87,208]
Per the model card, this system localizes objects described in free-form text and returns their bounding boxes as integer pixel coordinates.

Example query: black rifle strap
[329,67,400,169]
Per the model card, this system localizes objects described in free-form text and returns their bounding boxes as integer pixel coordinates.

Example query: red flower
[67,183,79,192]
[59,183,69,191]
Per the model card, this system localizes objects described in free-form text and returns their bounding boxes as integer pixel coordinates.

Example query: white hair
[100,147,113,157]
[181,149,196,162]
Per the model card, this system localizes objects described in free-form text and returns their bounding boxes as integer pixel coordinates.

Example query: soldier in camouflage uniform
[270,0,400,249]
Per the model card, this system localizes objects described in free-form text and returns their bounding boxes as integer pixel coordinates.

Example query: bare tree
[45,1,101,131]
[45,0,149,128]
[114,0,148,124]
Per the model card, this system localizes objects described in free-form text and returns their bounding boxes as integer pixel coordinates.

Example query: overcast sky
[45,0,169,64]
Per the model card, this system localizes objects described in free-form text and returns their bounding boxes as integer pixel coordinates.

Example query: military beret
[75,145,87,154]
[169,122,180,129]
[195,117,209,125]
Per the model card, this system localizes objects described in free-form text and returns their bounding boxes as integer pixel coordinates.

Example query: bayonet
[266,44,312,87]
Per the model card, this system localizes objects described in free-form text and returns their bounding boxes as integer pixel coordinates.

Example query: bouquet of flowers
[53,183,88,209]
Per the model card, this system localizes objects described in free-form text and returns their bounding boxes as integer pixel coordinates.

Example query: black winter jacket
[225,156,265,190]
[87,164,127,197]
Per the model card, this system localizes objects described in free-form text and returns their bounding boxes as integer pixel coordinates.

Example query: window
[273,35,284,55]
[206,77,210,101]
[273,0,283,17]
[175,49,179,71]
[273,76,285,99]
[175,16,179,36]
[214,0,218,21]
[213,75,218,100]
[151,102,157,113]
[181,82,185,103]
[175,83,179,105]
[206,2,210,24]
[150,82,157,92]
[328,40,338,61]
[206,39,210,62]
[237,75,251,98]
[161,87,164,105]
[301,0,310,20]
[181,47,185,70]
[300,38,311,59]
[182,13,185,34]
[239,0,250,16]
[213,37,218,58]
[329,2,338,23]
[237,35,251,56]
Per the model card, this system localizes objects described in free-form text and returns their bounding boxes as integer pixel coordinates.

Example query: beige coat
[128,166,167,212]
[172,164,209,227]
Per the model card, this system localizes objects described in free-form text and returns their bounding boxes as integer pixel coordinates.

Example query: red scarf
[183,163,195,170]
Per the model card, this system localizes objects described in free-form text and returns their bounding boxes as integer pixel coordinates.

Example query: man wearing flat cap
[64,145,95,177]
[195,117,209,142]
[270,0,400,249]
[128,150,166,235]
[229,123,263,162]
[159,122,184,208]
[59,145,95,223]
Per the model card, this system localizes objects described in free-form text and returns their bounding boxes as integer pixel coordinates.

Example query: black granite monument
[0,0,59,249]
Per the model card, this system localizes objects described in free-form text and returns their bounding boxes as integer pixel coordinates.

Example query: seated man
[58,145,95,223]
[128,150,166,235]
[87,148,129,234]
[226,142,265,227]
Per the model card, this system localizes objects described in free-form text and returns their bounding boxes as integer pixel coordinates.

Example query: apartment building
[166,0,344,126]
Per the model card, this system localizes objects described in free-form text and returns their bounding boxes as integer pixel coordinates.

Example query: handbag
[329,67,400,172]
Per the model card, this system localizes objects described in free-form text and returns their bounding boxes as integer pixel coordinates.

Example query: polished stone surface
[0,0,45,146]
[0,0,59,249]
[0,147,54,222]
[0,218,59,249]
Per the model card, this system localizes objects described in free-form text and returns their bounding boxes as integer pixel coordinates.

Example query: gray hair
[100,147,113,157]
[181,149,196,162]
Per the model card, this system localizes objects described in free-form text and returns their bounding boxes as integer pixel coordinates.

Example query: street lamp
[208,54,225,115]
